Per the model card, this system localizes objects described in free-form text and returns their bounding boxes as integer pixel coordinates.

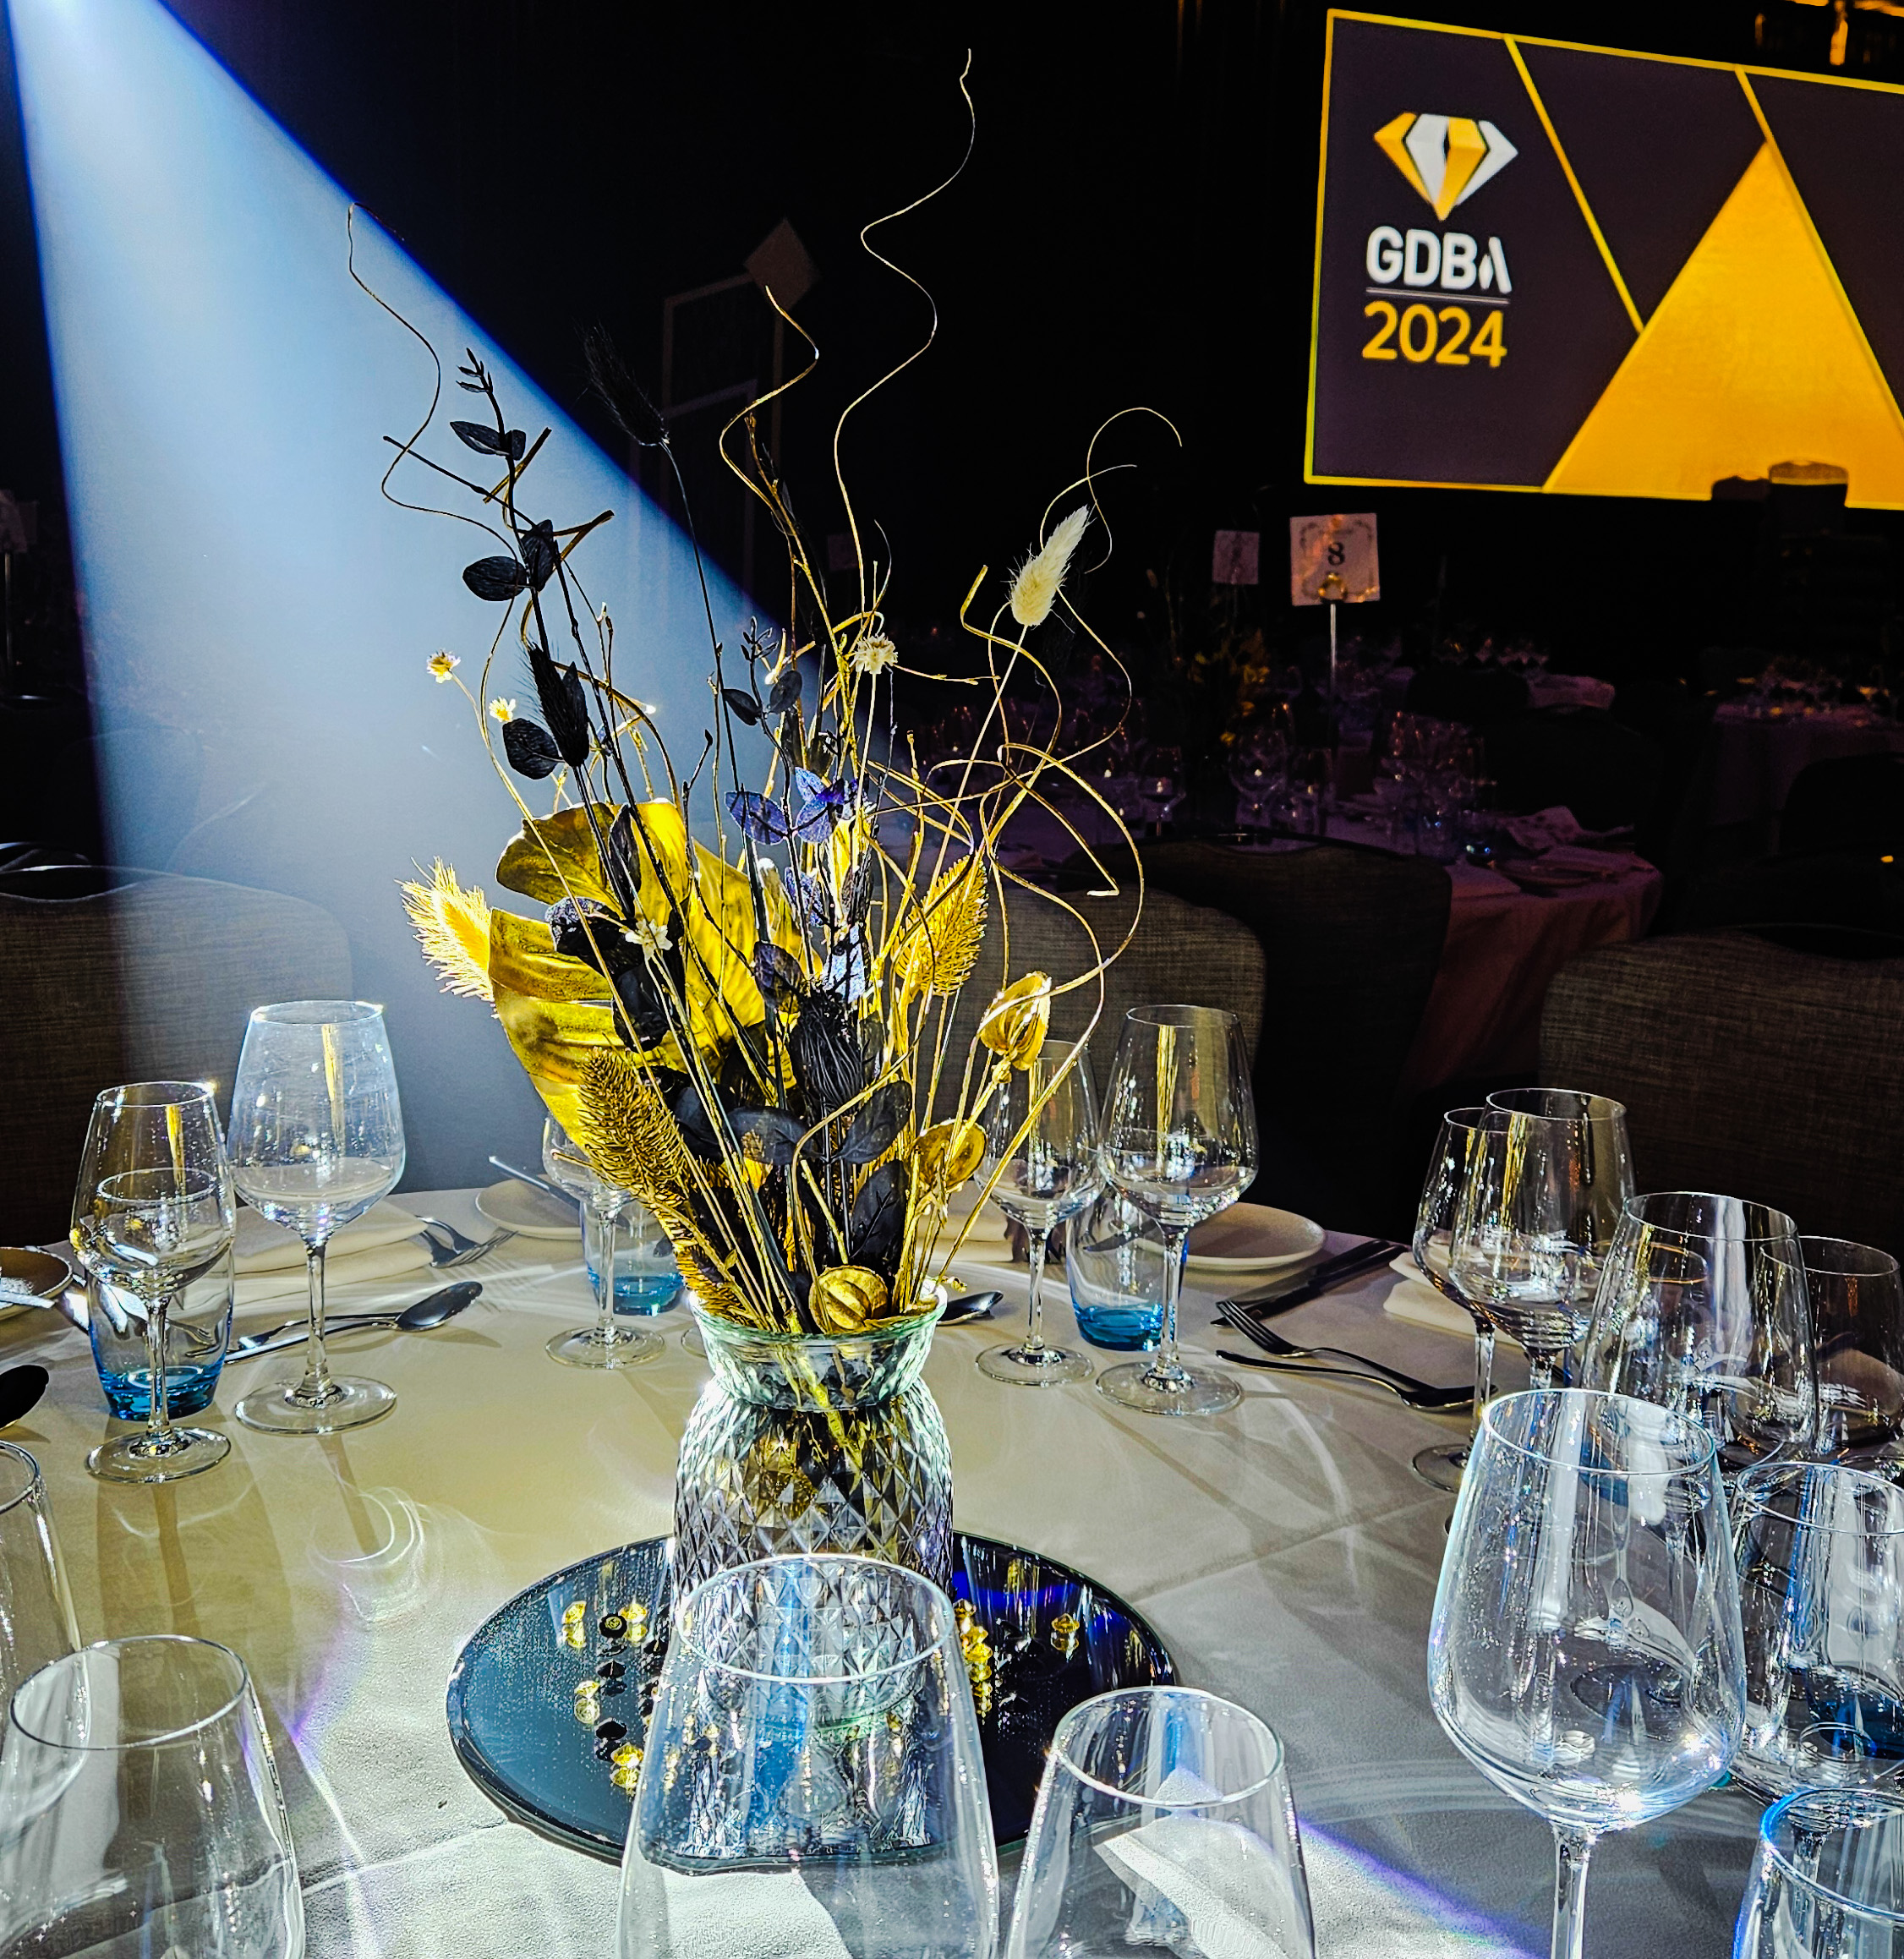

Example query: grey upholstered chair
[0,872,353,1242]
[938,883,1266,1101]
[1540,932,1904,1258]
[1141,840,1452,1234]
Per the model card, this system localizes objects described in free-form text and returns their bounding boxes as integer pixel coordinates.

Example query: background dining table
[7,1194,1764,1957]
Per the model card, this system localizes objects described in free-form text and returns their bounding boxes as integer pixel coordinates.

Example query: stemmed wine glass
[1097,1004,1258,1416]
[226,1001,405,1434]
[1431,1388,1746,1959]
[1580,1193,1814,1475]
[1450,1094,1633,1391]
[543,1117,663,1369]
[1409,1106,1509,1492]
[977,1047,1101,1387]
[1787,1236,1904,1465]
[69,1081,237,1481]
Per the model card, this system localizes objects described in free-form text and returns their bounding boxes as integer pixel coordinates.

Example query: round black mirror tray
[446,1531,1176,1863]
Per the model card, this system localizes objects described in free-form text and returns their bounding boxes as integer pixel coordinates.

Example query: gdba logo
[1375,112,1517,220]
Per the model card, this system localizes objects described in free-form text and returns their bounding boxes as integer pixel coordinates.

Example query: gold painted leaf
[495,804,620,908]
[487,909,606,1003]
[896,854,988,997]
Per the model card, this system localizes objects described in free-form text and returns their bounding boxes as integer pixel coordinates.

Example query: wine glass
[542,1117,664,1369]
[0,1445,79,1732]
[1449,1097,1632,1391]
[1409,1106,1510,1493]
[618,1554,997,1959]
[977,1046,1102,1387]
[1732,1459,1904,1795]
[1004,1686,1315,1959]
[1580,1193,1814,1475]
[1430,1389,1746,1959]
[69,1081,237,1481]
[1736,1788,1904,1957]
[1791,1237,1904,1465]
[226,1001,405,1434]
[0,1635,304,1956]
[1097,1004,1258,1417]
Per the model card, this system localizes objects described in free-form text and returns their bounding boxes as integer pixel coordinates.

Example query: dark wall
[3,0,1890,685]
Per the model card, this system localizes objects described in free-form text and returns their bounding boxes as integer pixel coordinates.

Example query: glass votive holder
[586,1201,683,1315]
[1065,1188,1174,1351]
[87,1250,233,1422]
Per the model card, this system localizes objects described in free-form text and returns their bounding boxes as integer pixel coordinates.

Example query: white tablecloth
[5,1196,1762,1956]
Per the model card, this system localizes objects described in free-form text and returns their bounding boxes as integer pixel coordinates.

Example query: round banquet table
[6,1197,1762,1956]
[1400,854,1663,1092]
[1704,701,1904,829]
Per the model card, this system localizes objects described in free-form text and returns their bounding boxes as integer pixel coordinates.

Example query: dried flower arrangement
[369,108,1143,1341]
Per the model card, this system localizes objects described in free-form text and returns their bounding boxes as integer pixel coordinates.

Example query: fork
[413,1217,516,1268]
[1215,1300,1466,1404]
[1215,1350,1471,1411]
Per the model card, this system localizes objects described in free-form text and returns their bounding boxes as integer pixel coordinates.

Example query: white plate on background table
[476,1179,580,1240]
[1184,1204,1326,1274]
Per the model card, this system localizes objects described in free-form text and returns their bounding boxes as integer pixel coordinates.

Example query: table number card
[1289,512,1379,605]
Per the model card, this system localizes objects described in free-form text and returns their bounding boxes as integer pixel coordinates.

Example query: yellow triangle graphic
[1546,143,1904,505]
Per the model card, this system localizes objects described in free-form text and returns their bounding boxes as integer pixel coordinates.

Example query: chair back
[1142,841,1451,1232]
[1540,932,1904,1257]
[1485,707,1664,834]
[1780,751,1904,858]
[939,884,1265,1097]
[0,872,352,1242]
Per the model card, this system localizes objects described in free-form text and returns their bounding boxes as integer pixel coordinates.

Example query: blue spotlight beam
[9,0,763,1186]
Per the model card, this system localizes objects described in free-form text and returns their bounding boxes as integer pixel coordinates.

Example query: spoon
[0,1365,48,1428]
[229,1282,481,1361]
[939,1290,1003,1327]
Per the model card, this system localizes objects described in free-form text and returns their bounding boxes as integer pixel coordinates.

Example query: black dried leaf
[721,687,762,726]
[547,895,630,974]
[730,1107,803,1169]
[669,1078,722,1160]
[450,420,527,461]
[838,1085,906,1165]
[840,858,873,927]
[857,1018,884,1077]
[752,944,807,1009]
[501,716,563,780]
[767,670,802,715]
[528,643,590,768]
[457,380,486,394]
[790,993,863,1118]
[847,1162,905,1277]
[463,555,528,601]
[609,963,670,1048]
[807,728,840,773]
[521,519,557,593]
[778,721,806,768]
[605,807,642,918]
[583,325,669,448]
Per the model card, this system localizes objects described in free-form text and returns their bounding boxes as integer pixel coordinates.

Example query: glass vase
[673,1302,953,1595]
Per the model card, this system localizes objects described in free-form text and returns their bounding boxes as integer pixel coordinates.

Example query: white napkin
[233,1201,431,1307]
[1095,1769,1308,1959]
[649,1867,850,1959]
[1381,1256,1471,1338]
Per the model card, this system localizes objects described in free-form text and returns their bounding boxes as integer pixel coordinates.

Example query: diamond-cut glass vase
[673,1302,953,1595]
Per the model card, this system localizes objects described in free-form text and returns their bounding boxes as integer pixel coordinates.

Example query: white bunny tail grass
[1008,504,1090,628]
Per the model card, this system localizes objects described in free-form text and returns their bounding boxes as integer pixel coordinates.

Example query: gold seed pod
[914,1119,985,1194]
[810,1265,890,1334]
[977,973,1052,1071]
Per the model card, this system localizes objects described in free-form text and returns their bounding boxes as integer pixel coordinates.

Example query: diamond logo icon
[1375,112,1518,220]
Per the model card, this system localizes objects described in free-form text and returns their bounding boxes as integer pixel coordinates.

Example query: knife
[1219,1238,1403,1319]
